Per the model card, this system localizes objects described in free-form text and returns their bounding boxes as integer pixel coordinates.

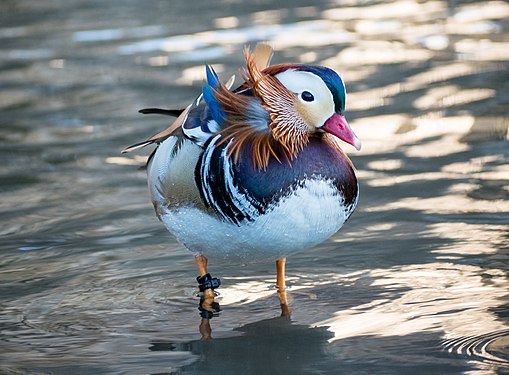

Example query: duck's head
[214,47,361,169]
[273,66,361,151]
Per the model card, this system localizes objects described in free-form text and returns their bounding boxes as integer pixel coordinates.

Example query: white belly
[156,179,349,262]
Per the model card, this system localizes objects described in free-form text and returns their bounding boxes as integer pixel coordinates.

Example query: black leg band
[196,273,221,292]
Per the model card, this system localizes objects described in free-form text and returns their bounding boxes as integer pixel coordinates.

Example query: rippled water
[1,0,508,374]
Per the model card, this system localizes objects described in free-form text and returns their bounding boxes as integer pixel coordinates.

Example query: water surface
[1,0,508,374]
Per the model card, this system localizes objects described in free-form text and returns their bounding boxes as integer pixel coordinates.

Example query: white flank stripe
[221,141,260,221]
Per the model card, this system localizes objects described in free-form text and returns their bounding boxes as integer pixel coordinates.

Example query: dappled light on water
[0,0,508,373]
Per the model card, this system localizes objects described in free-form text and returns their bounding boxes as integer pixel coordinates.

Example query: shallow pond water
[1,0,508,374]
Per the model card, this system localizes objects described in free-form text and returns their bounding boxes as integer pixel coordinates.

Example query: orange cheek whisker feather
[212,48,311,170]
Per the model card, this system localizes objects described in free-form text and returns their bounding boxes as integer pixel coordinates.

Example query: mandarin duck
[124,45,360,317]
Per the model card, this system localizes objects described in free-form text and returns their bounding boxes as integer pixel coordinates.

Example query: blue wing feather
[205,65,220,89]
[202,83,224,124]
[202,65,225,124]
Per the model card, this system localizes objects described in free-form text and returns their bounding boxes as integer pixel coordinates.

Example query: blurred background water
[0,0,508,374]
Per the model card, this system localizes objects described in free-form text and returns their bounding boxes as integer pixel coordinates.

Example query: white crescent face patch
[275,69,336,129]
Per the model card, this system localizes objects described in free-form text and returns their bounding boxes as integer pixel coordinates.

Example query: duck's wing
[122,73,239,154]
[123,44,274,154]
[121,104,190,153]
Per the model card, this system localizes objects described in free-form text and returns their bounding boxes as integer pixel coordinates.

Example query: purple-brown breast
[196,134,358,224]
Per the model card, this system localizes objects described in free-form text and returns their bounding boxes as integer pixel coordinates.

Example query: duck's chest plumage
[148,135,358,261]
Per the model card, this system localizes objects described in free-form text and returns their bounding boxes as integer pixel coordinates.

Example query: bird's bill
[321,114,361,151]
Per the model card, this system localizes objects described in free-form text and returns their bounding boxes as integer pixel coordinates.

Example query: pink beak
[321,114,361,151]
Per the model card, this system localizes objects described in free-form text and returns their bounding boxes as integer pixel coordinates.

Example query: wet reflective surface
[1,0,508,373]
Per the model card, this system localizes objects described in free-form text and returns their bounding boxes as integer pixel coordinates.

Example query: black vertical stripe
[196,137,260,225]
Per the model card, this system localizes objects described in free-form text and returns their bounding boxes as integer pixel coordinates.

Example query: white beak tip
[353,137,362,151]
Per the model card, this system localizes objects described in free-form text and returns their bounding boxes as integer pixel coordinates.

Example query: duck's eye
[301,91,314,102]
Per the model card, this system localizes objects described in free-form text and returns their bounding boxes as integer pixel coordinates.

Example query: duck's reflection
[151,297,333,374]
[197,294,221,340]
[197,287,291,340]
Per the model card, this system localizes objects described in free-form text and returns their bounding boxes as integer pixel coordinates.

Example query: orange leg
[195,255,216,340]
[195,254,209,277]
[276,258,291,318]
[195,254,216,304]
